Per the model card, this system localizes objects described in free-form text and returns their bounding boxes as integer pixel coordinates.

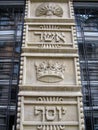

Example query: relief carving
[37,125,65,130]
[37,97,64,102]
[38,44,62,48]
[40,25,61,30]
[35,61,65,83]
[35,3,63,17]
[34,32,66,42]
[46,106,56,121]
[34,106,66,121]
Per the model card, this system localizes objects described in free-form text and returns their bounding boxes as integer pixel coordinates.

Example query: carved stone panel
[28,1,72,19]
[26,24,73,47]
[17,0,85,130]
[35,3,63,17]
[21,95,79,130]
[24,57,76,85]
[35,61,65,83]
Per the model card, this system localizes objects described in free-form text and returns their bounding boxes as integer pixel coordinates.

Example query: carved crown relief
[35,61,65,83]
[35,3,63,17]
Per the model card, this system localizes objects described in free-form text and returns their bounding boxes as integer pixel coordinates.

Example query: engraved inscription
[24,96,78,130]
[27,25,72,45]
[34,106,66,121]
[34,32,66,42]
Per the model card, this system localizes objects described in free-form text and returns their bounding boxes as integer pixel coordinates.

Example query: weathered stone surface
[24,57,75,85]
[17,0,85,130]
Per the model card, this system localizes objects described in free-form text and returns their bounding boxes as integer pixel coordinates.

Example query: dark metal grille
[74,3,98,130]
[0,6,24,130]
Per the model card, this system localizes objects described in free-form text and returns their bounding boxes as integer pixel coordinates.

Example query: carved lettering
[34,106,66,121]
[35,106,45,121]
[34,32,66,42]
[43,32,55,42]
[55,32,66,42]
[46,107,56,121]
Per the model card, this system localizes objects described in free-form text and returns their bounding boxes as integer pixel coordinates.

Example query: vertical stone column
[17,0,85,130]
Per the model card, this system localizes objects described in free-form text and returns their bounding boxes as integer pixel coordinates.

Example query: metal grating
[74,3,98,130]
[0,5,24,130]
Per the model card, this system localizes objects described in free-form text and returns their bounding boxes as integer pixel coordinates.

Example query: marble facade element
[17,0,85,130]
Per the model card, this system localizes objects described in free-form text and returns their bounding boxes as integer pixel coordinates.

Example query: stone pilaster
[17,0,85,130]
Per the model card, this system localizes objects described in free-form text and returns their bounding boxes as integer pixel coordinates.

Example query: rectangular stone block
[19,93,80,130]
[27,0,73,19]
[26,24,73,46]
[23,57,76,85]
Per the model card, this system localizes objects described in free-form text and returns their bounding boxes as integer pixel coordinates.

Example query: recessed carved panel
[28,1,71,19]
[22,95,78,130]
[35,3,63,17]
[26,24,73,47]
[24,58,76,85]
